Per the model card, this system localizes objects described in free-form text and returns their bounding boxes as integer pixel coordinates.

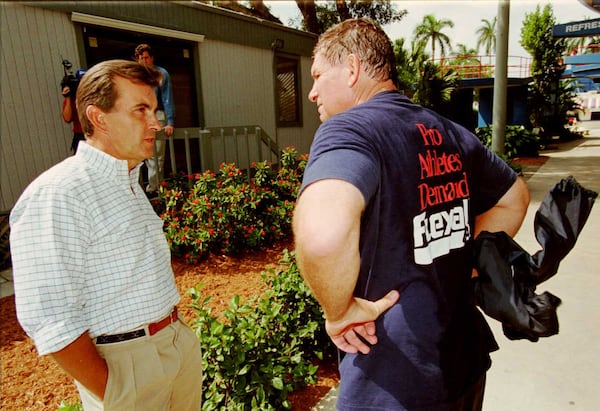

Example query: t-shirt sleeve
[299,122,380,203]
[301,149,379,202]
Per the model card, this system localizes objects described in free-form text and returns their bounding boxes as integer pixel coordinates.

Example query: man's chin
[142,148,155,161]
[143,140,155,152]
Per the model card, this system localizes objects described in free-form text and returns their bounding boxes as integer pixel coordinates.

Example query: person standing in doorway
[134,43,176,194]
[10,60,202,410]
[293,18,530,410]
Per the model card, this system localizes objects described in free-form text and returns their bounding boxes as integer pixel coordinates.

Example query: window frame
[274,52,302,128]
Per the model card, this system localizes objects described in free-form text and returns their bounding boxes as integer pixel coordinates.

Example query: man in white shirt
[10,60,202,410]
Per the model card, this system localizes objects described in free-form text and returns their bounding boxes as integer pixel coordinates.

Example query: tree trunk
[335,0,351,21]
[249,0,282,23]
[214,1,281,24]
[295,0,321,34]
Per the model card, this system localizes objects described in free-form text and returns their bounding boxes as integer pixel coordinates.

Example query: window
[275,54,301,127]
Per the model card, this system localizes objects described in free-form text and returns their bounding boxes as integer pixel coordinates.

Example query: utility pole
[492,0,510,154]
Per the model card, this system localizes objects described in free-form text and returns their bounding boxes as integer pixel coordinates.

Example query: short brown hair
[313,18,394,82]
[134,43,153,60]
[76,60,160,137]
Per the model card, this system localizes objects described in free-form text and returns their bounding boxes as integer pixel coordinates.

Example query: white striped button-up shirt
[10,142,180,355]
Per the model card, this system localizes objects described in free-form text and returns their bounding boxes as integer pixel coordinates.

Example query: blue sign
[553,18,600,37]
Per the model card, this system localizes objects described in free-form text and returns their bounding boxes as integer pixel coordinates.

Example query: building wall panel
[199,45,319,156]
[1,3,78,210]
[200,40,276,136]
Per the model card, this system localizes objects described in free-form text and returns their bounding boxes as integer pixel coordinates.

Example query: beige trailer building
[1,1,320,211]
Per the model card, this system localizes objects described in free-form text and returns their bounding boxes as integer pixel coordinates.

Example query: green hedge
[151,147,307,263]
[475,125,540,159]
[189,249,334,410]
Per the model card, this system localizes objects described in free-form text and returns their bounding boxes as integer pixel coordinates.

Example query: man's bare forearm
[51,332,108,399]
[475,177,530,237]
[293,180,363,321]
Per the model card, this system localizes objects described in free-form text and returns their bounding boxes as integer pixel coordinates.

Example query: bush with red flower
[151,147,307,263]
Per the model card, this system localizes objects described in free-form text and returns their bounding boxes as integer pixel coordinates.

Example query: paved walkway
[484,124,600,411]
[315,122,600,410]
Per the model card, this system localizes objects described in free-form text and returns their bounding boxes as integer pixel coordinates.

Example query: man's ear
[86,105,106,131]
[345,54,361,87]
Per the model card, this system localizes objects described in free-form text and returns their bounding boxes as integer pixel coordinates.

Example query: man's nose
[149,114,161,131]
[308,86,317,103]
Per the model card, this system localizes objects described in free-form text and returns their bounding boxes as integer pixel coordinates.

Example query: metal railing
[153,125,279,183]
[432,55,533,79]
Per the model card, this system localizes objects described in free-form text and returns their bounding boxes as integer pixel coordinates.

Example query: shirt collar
[76,142,143,187]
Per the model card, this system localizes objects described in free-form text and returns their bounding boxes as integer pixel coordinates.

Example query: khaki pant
[75,319,202,411]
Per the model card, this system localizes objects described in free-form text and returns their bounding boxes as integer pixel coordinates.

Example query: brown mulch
[0,237,339,411]
[512,155,550,170]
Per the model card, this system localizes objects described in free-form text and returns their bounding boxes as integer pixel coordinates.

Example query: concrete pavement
[484,124,600,411]
[315,122,600,410]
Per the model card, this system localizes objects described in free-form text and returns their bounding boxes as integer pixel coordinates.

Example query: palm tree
[565,36,591,55]
[413,14,454,62]
[413,61,459,115]
[450,44,481,78]
[394,38,430,94]
[452,44,479,62]
[475,17,496,70]
[476,17,497,56]
[586,36,600,54]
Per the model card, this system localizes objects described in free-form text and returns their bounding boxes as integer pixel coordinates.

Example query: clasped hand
[325,290,400,354]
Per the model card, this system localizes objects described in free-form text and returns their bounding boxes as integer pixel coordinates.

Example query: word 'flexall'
[412,123,472,265]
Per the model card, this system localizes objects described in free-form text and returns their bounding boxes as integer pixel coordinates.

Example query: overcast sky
[266,0,600,57]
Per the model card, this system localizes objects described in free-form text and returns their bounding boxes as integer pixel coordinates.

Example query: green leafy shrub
[475,125,540,159]
[261,249,332,358]
[189,249,335,410]
[56,401,83,411]
[152,147,307,263]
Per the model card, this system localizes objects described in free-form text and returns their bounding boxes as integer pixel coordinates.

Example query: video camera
[60,59,86,98]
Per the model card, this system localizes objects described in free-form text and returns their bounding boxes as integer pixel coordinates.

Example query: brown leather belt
[95,307,178,345]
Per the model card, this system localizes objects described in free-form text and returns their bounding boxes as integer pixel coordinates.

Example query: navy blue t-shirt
[301,91,517,410]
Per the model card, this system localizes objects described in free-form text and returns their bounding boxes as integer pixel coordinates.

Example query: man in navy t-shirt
[293,18,530,410]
